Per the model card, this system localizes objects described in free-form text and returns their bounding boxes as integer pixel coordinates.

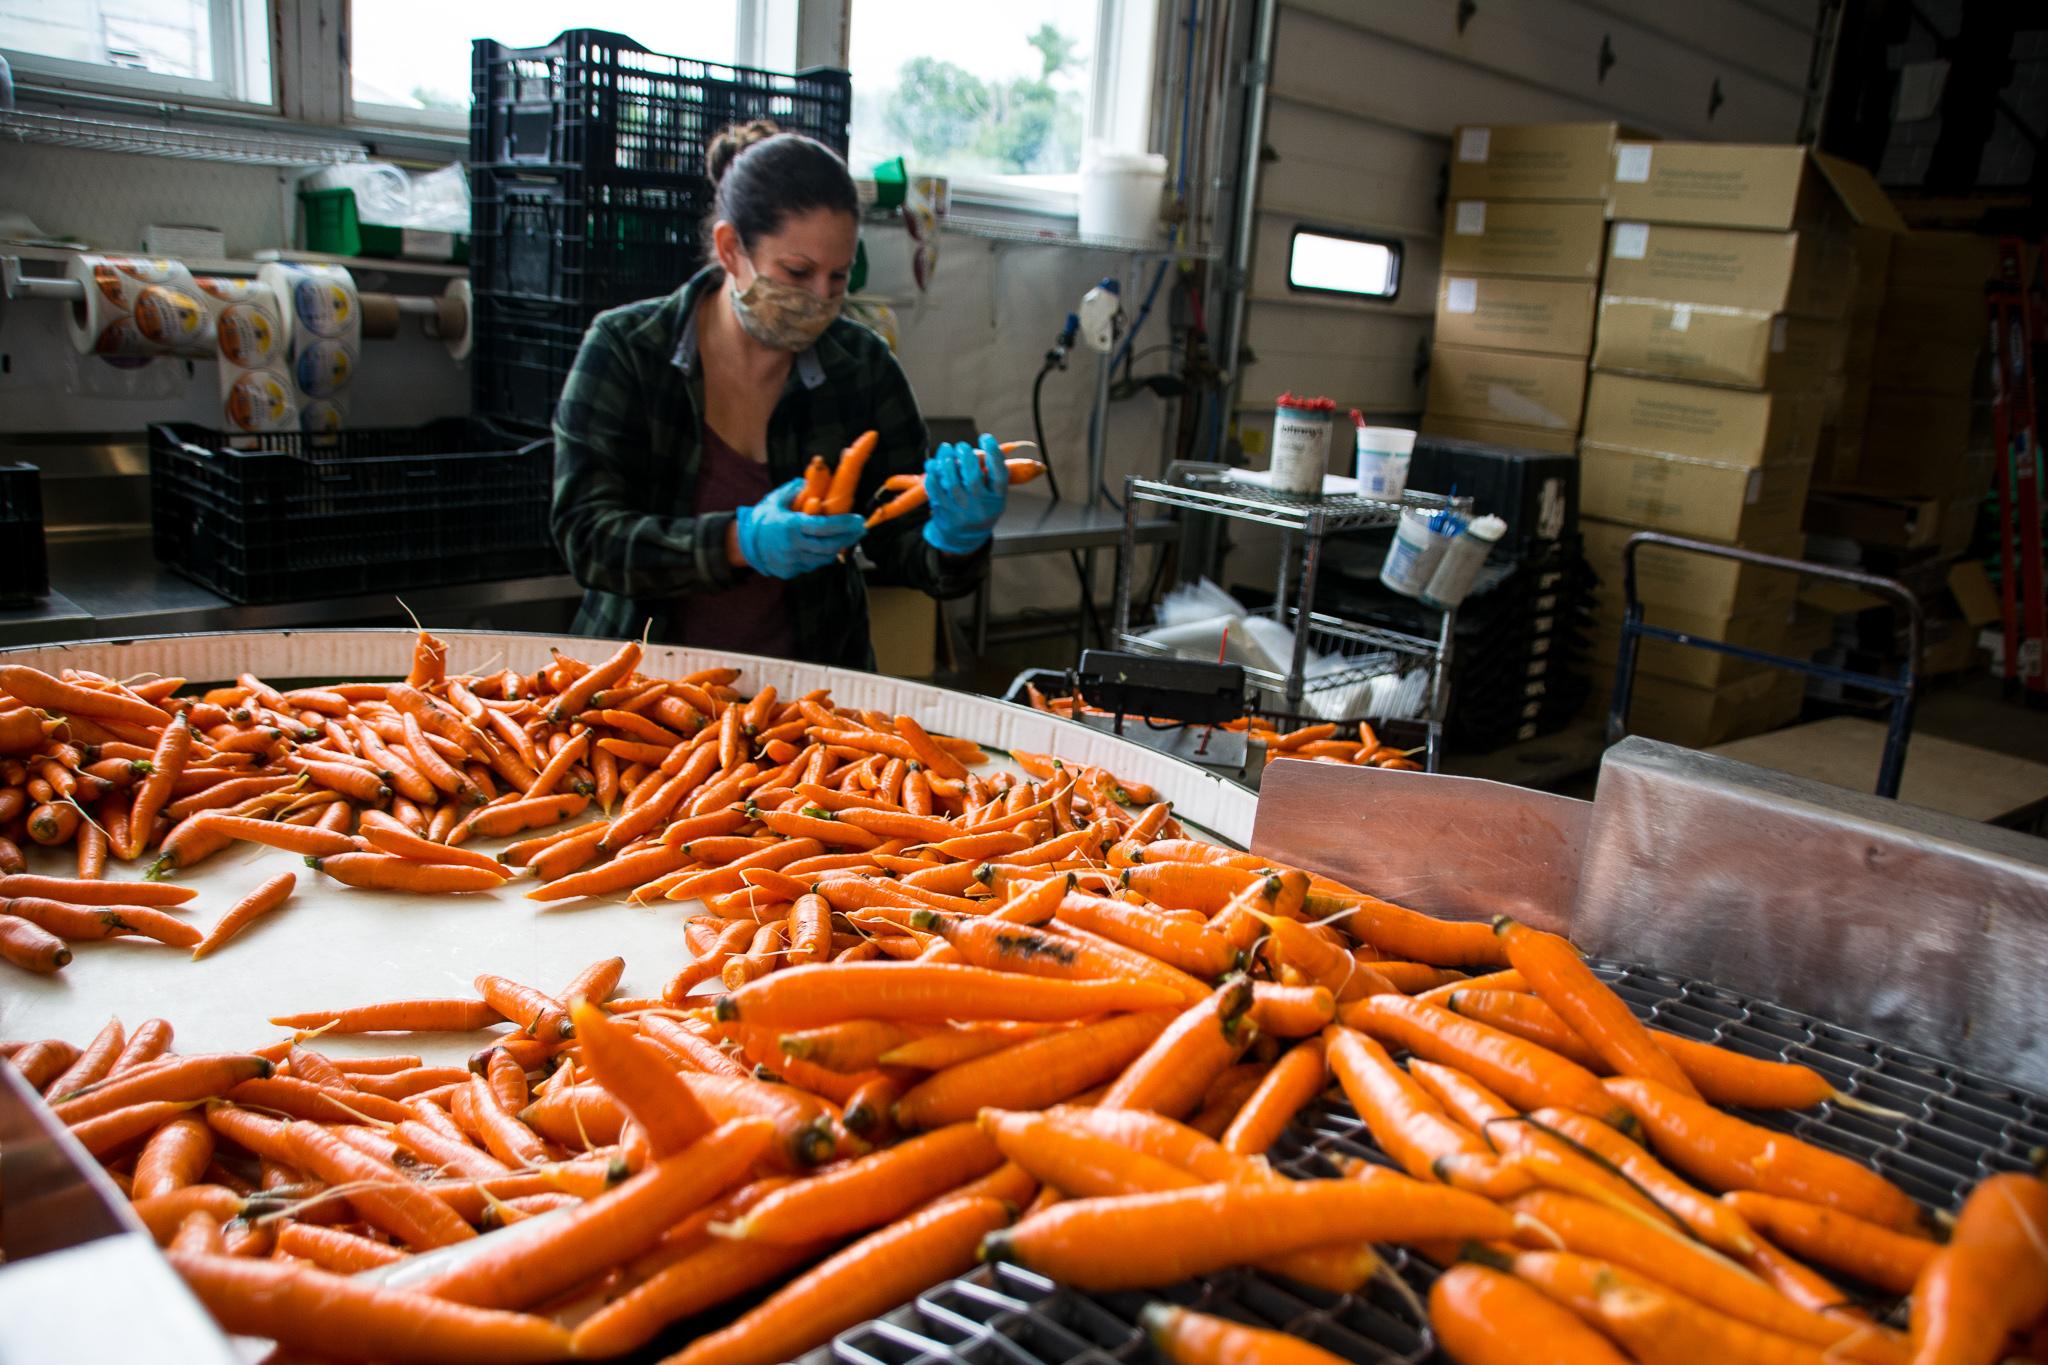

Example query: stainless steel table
[0,535,581,647]
[976,490,1178,655]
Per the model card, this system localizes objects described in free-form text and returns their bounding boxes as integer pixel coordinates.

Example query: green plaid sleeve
[550,313,742,605]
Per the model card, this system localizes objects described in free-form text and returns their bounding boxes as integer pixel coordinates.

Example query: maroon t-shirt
[676,425,799,658]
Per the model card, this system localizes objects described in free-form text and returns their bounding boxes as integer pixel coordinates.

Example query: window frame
[0,0,276,111]
[1285,224,1404,304]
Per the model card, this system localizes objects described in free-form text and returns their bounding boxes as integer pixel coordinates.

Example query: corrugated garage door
[1237,0,1824,438]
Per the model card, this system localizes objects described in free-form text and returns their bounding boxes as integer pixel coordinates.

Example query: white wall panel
[1260,101,1446,239]
[1242,305,1430,416]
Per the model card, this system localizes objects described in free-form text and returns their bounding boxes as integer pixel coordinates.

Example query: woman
[551,121,1006,666]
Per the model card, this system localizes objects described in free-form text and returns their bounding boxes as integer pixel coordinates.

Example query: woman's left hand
[922,434,1008,556]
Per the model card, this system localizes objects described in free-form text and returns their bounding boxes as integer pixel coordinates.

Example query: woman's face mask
[729,257,841,352]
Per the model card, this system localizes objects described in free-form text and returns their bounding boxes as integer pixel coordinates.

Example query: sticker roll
[62,254,216,360]
[198,275,298,435]
[258,261,362,432]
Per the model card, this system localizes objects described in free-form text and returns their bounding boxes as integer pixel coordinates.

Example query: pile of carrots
[3,635,2045,1364]
[1021,684,1424,773]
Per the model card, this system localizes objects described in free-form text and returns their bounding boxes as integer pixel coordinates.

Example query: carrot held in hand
[822,429,879,516]
[1495,916,1699,1097]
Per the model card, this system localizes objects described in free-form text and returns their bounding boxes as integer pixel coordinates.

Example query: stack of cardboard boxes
[1578,143,1903,747]
[1420,124,1625,456]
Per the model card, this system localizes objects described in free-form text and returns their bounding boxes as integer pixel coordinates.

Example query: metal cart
[1111,465,1470,770]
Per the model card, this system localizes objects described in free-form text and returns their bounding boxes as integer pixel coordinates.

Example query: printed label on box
[1459,127,1491,163]
[1455,202,1487,236]
[1615,144,1654,183]
[1669,304,1692,333]
[1445,278,1478,314]
[1612,223,1649,260]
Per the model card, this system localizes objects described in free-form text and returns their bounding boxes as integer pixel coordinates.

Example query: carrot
[310,852,503,894]
[548,640,642,722]
[225,1075,409,1126]
[1121,861,1274,915]
[171,1252,568,1363]
[778,1019,930,1072]
[123,710,190,859]
[1496,917,1700,1098]
[45,1018,126,1097]
[0,912,70,973]
[1447,987,1603,1067]
[422,1117,771,1310]
[359,809,512,874]
[75,813,109,878]
[0,873,193,906]
[69,1097,201,1158]
[186,870,296,959]
[456,1076,551,1165]
[0,664,170,728]
[54,1053,271,1124]
[281,1120,477,1249]
[1910,1171,2048,1363]
[1056,890,1238,977]
[712,961,1185,1027]
[1100,977,1258,1119]
[270,998,501,1033]
[1526,1105,1758,1257]
[131,1184,248,1242]
[1140,1303,1350,1365]
[986,1177,1516,1290]
[1602,1076,1923,1232]
[569,1001,713,1156]
[1503,1191,1908,1362]
[798,452,832,511]
[573,1227,819,1358]
[467,973,569,1042]
[168,1209,224,1257]
[7,1038,81,1091]
[389,1116,511,1180]
[529,842,693,901]
[893,1012,1169,1129]
[1427,1262,1633,1365]
[274,1222,407,1273]
[892,711,967,781]
[1589,1277,1841,1365]
[1720,1191,1931,1296]
[818,428,879,516]
[1323,1026,1526,1197]
[1222,1037,1329,1156]
[1342,994,1628,1126]
[26,801,80,846]
[724,1120,1002,1245]
[286,753,389,805]
[110,1018,173,1074]
[669,1194,1007,1365]
[1312,890,1508,968]
[132,1113,215,1199]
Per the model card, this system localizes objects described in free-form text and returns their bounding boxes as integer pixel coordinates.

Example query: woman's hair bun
[707,119,783,185]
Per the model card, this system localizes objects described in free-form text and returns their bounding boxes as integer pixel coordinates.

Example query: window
[847,0,1156,199]
[1288,228,1401,301]
[349,2,770,130]
[1,0,271,105]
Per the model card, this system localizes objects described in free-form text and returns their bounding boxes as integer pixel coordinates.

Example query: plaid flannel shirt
[551,266,988,668]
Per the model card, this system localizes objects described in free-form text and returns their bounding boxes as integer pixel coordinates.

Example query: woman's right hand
[734,479,867,579]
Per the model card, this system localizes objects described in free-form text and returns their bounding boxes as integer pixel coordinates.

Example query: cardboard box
[1449,122,1635,201]
[1601,223,1856,318]
[1580,445,1815,542]
[1425,345,1588,431]
[1417,413,1581,456]
[1435,275,1596,356]
[1803,489,1945,550]
[1441,200,1606,280]
[1587,599,1792,687]
[1581,373,1825,469]
[1867,319,1984,397]
[868,587,936,679]
[1593,299,1844,391]
[1580,516,1802,615]
[1606,143,1905,234]
[1588,667,1792,748]
[1854,391,1975,496]
[1884,231,1998,291]
[1848,225,1894,309]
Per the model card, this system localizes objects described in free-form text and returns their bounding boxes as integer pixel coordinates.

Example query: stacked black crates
[0,463,48,606]
[1315,437,1591,752]
[469,30,851,430]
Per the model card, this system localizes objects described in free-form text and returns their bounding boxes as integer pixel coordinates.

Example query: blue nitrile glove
[922,433,1007,556]
[735,479,867,579]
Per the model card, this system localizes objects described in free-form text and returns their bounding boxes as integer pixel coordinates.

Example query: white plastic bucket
[1079,146,1168,242]
[1355,426,1416,501]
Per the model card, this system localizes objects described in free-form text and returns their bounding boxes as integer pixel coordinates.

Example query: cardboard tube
[358,291,402,339]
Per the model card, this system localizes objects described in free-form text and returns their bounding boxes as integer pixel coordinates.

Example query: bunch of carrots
[1022,684,1424,773]
[789,428,1045,530]
[3,635,2045,1364]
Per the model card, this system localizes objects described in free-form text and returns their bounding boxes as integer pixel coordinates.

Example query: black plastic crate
[471,167,708,313]
[0,463,49,607]
[471,294,591,432]
[149,420,560,606]
[471,29,850,178]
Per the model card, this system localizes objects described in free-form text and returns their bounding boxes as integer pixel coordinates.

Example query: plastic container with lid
[1079,145,1168,242]
[1270,392,1338,496]
[1353,413,1416,501]
[1422,514,1507,609]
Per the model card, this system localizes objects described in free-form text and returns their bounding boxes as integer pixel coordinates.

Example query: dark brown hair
[705,119,858,251]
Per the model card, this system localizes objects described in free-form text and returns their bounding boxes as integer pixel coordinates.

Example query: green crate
[299,187,470,264]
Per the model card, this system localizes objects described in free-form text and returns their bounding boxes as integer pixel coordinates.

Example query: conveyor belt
[790,962,2048,1365]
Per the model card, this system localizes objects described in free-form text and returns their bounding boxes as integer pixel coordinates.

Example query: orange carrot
[1527,1105,1758,1257]
[713,961,1184,1027]
[1496,917,1699,1097]
[359,809,512,874]
[721,1121,1002,1245]
[667,1194,1007,1365]
[1427,1262,1633,1365]
[0,912,70,973]
[0,873,195,905]
[170,1251,567,1363]
[569,1001,714,1157]
[132,1113,215,1199]
[1222,1036,1329,1156]
[310,852,502,894]
[273,1222,408,1273]
[189,871,295,959]
[421,1118,772,1310]
[54,1053,271,1124]
[1100,977,1258,1119]
[821,429,879,516]
[893,1012,1171,1130]
[1142,1303,1352,1365]
[270,998,501,1033]
[1323,1026,1526,1197]
[282,1120,477,1249]
[1909,1171,2048,1363]
[45,1018,125,1097]
[1721,1191,1932,1296]
[1342,993,1627,1125]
